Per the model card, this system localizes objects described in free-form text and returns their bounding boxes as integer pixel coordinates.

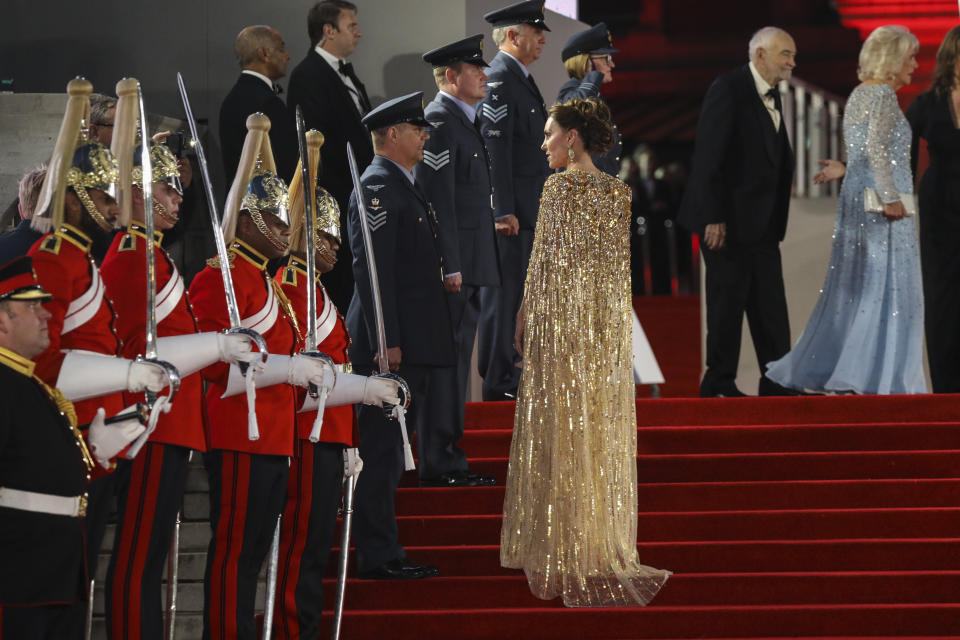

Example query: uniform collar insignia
[288,255,321,282]
[232,239,269,270]
[56,223,93,253]
[0,345,35,378]
[128,222,164,246]
[365,184,386,192]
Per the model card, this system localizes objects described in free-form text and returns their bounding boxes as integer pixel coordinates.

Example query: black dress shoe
[758,376,805,396]
[420,470,493,487]
[481,388,517,401]
[358,558,440,580]
[699,381,747,398]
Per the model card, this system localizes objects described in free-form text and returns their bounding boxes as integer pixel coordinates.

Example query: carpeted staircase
[93,393,960,638]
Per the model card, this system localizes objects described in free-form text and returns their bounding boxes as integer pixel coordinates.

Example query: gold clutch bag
[864,188,917,216]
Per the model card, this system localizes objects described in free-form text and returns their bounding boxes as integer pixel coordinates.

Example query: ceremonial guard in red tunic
[25,78,174,637]
[189,114,337,640]
[101,85,256,640]
[271,130,400,639]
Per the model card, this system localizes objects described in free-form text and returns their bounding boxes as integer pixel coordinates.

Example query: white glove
[216,332,257,366]
[363,376,400,405]
[88,406,147,470]
[126,361,169,394]
[287,354,336,391]
[57,352,167,401]
[343,447,363,478]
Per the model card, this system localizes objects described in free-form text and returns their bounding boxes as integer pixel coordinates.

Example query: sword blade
[346,143,389,374]
[295,106,318,351]
[176,72,242,329]
[136,83,158,361]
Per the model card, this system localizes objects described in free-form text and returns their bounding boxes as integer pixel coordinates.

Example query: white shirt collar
[438,91,476,123]
[748,61,774,99]
[500,50,530,77]
[315,44,345,72]
[241,69,274,90]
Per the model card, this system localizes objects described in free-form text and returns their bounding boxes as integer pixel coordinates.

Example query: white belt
[242,283,278,336]
[0,486,87,517]
[62,264,105,335]
[155,264,185,324]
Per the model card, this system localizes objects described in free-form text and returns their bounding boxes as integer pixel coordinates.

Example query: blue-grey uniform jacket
[345,155,455,367]
[478,51,551,230]
[414,93,501,287]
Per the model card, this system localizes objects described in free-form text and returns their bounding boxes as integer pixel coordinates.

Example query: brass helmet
[222,113,289,251]
[289,129,341,255]
[32,78,120,233]
[132,142,183,195]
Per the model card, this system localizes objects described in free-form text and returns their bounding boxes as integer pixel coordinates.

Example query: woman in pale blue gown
[766,26,927,395]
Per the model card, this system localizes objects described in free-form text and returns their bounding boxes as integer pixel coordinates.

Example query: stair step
[458,423,960,456]
[396,479,960,514]
[388,508,960,546]
[426,450,960,485]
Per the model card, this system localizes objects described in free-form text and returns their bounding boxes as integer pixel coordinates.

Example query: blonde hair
[433,63,464,89]
[17,165,47,221]
[857,25,918,82]
[564,53,590,79]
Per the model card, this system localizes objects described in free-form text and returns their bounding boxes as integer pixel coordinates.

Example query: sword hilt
[373,372,411,417]
[225,327,269,376]
[135,356,182,406]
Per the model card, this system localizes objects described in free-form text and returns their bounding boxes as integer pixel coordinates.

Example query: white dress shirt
[749,61,781,131]
[241,69,274,91]
[315,45,364,114]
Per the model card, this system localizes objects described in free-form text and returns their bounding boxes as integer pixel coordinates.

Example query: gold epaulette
[39,235,62,254]
[206,253,236,269]
[118,234,136,252]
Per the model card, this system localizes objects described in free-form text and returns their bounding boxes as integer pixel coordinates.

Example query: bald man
[219,25,297,185]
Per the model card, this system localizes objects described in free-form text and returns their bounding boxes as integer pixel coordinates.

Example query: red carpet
[320,394,960,638]
[633,295,701,398]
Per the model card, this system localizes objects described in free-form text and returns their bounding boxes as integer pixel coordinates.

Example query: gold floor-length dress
[500,170,671,607]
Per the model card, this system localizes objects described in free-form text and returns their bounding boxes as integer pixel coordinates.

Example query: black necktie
[338,60,371,113]
[766,87,782,113]
[527,74,545,109]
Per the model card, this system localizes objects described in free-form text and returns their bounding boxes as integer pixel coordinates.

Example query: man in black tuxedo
[678,27,798,397]
[287,0,374,312]
[219,25,297,185]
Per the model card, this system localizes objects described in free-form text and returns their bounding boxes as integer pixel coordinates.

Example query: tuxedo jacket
[678,64,795,246]
[219,73,298,185]
[478,51,550,230]
[414,93,500,287]
[345,156,455,368]
[287,50,374,210]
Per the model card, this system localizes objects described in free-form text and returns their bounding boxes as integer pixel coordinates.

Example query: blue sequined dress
[766,84,927,394]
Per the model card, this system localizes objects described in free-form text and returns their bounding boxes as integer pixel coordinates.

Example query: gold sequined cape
[500,170,670,606]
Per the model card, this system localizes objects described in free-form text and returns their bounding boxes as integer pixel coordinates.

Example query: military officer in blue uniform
[346,91,454,579]
[476,0,551,400]
[556,22,623,177]
[414,35,499,488]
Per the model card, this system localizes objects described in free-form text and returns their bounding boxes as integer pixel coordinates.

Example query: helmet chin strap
[153,200,178,225]
[74,186,114,232]
[249,207,289,252]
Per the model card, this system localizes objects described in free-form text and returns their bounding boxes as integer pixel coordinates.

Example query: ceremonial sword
[176,72,269,438]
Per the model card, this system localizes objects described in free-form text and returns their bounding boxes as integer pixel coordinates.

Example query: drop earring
[567,146,576,162]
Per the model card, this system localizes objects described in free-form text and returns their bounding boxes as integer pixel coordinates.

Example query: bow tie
[765,86,782,111]
[338,60,354,76]
[273,83,283,96]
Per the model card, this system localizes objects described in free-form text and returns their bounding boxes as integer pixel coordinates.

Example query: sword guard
[225,327,269,371]
[374,372,411,416]
[134,356,182,406]
[299,350,338,394]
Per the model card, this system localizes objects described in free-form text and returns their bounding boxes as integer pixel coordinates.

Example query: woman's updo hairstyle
[548,97,615,154]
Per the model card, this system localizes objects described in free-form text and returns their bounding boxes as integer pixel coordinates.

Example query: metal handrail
[780,76,846,197]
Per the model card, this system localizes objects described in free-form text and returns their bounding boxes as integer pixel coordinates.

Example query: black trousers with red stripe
[273,440,344,640]
[105,442,190,640]
[202,450,288,640]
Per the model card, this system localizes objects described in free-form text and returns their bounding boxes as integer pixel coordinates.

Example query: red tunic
[276,256,354,446]
[189,240,297,456]
[28,224,124,424]
[100,225,207,452]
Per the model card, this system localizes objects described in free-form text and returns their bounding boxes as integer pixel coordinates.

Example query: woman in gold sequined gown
[500,98,670,607]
